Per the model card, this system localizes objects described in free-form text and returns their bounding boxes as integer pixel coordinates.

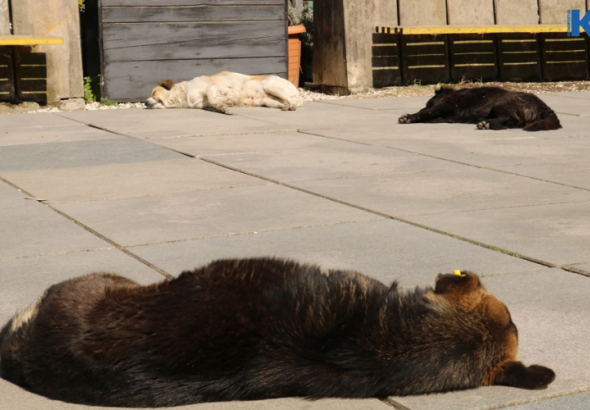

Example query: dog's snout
[146,97,165,109]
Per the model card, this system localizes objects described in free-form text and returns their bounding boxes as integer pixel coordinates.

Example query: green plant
[83,76,95,102]
[100,98,119,107]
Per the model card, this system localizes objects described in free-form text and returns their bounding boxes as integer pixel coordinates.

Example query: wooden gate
[99,0,289,102]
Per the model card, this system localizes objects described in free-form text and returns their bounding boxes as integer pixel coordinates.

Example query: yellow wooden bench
[0,35,64,46]
[0,35,63,104]
[372,25,588,87]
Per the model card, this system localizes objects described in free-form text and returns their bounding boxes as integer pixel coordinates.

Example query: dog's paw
[399,115,412,124]
[213,104,228,113]
[477,121,490,130]
[281,104,290,111]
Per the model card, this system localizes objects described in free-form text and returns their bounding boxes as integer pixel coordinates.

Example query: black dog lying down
[399,87,561,131]
[0,258,555,407]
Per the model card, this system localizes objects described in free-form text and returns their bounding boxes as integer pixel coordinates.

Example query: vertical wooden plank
[449,34,498,82]
[313,0,348,88]
[372,32,402,87]
[99,1,289,101]
[497,34,542,82]
[399,0,447,26]
[0,46,16,102]
[494,0,539,25]
[401,34,450,85]
[541,33,589,81]
[14,49,48,105]
[447,0,494,25]
[538,0,586,24]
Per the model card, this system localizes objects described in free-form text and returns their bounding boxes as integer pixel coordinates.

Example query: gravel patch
[301,80,590,100]
[33,102,146,113]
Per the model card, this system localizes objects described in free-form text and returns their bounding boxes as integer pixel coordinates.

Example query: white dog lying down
[146,71,303,112]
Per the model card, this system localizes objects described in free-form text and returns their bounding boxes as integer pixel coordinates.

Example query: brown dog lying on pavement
[0,258,554,407]
[399,87,562,131]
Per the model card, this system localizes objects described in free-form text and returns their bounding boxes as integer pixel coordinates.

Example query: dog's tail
[523,110,562,131]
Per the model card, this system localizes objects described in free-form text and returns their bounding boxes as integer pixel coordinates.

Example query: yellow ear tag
[453,270,463,276]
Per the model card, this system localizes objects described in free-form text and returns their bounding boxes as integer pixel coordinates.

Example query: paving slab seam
[51,113,136,139]
[555,111,588,117]
[295,130,590,193]
[53,111,300,139]
[143,128,300,139]
[382,398,412,410]
[281,169,453,184]
[298,130,375,146]
[380,144,590,193]
[198,158,568,273]
[46,183,272,205]
[562,265,590,278]
[0,175,173,280]
[387,198,590,217]
[315,99,393,112]
[123,219,385,250]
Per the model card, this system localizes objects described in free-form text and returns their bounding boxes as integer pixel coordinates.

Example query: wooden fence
[372,29,590,87]
[315,0,590,90]
[99,0,289,102]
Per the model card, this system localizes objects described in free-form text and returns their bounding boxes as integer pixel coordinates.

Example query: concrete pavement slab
[53,185,381,248]
[567,263,590,275]
[316,96,430,111]
[539,95,590,117]
[410,201,590,267]
[0,181,112,260]
[230,102,399,130]
[0,378,391,410]
[0,137,185,173]
[500,161,590,190]
[130,219,545,286]
[391,268,590,410]
[505,391,590,410]
[544,91,590,100]
[57,108,295,139]
[291,168,590,217]
[1,112,83,131]
[1,116,117,147]
[202,141,459,182]
[148,132,351,158]
[0,249,163,324]
[1,159,266,203]
[305,117,590,169]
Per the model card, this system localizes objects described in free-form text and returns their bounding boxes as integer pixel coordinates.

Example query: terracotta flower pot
[288,24,306,86]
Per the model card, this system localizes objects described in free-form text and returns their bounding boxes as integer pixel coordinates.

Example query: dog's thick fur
[145,71,303,112]
[0,258,554,407]
[399,87,561,131]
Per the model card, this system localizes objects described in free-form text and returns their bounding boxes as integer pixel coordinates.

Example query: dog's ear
[158,80,175,90]
[494,361,555,390]
[434,271,482,297]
